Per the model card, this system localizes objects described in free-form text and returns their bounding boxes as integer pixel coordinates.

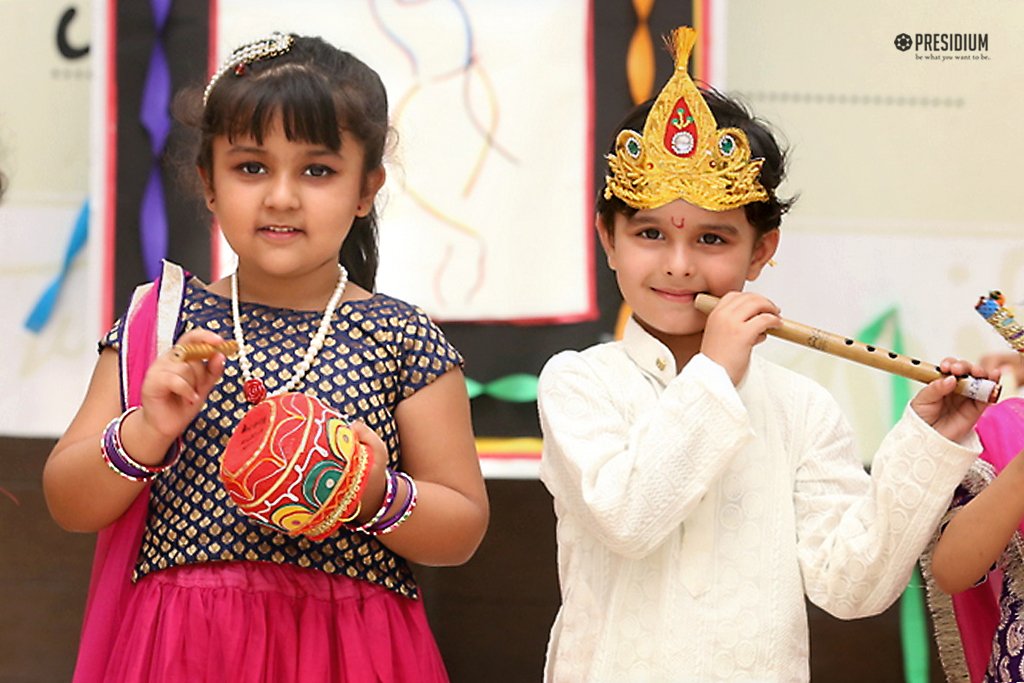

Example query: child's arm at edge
[932,449,1024,594]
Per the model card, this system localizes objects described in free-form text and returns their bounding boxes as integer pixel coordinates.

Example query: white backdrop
[716,0,1024,461]
[0,0,96,437]
[212,0,594,323]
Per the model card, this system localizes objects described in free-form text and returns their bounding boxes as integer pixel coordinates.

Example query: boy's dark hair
[597,87,794,237]
[174,34,390,290]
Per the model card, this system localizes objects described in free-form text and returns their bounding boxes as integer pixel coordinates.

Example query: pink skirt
[99,561,449,683]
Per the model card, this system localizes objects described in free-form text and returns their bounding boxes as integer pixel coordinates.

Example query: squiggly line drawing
[368,0,518,307]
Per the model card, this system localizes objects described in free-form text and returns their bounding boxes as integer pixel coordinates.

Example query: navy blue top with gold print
[100,278,463,600]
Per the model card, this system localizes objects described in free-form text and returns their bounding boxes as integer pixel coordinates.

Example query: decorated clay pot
[220,392,372,541]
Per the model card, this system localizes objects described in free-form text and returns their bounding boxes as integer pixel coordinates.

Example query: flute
[694,294,1001,404]
[171,340,240,362]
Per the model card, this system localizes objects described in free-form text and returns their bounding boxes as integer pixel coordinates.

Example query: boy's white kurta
[538,318,980,683]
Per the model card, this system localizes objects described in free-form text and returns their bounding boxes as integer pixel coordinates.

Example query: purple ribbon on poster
[139,0,173,280]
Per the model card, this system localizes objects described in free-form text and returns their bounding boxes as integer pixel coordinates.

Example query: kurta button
[656,357,666,371]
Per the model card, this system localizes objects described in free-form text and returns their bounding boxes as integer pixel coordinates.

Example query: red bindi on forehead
[670,215,685,229]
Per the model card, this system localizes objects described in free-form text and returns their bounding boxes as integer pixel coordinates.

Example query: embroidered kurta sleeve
[793,388,979,619]
[539,350,752,558]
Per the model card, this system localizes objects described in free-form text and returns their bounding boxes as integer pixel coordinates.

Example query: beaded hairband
[604,26,769,212]
[203,31,295,106]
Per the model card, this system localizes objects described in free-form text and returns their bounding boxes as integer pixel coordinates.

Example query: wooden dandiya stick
[694,294,1001,404]
[171,340,239,362]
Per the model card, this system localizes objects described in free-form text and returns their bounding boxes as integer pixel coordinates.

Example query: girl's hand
[350,420,390,524]
[700,291,781,385]
[980,351,1024,388]
[138,328,228,442]
[909,357,996,443]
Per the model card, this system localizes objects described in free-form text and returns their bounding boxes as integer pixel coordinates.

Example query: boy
[538,26,991,682]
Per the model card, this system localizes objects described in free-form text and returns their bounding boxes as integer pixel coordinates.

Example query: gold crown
[604,27,769,211]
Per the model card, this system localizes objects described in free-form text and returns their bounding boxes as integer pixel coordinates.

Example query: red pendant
[243,378,267,404]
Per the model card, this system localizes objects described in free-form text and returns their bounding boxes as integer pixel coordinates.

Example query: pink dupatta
[72,263,187,683]
[925,397,1024,683]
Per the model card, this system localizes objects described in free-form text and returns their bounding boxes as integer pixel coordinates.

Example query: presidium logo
[894,32,990,61]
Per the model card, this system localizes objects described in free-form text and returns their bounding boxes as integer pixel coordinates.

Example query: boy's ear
[596,215,616,271]
[746,228,780,281]
[357,167,387,217]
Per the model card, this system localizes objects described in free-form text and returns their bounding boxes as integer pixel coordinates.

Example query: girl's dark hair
[175,34,389,290]
[597,86,794,238]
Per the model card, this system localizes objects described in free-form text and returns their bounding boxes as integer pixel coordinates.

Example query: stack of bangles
[100,406,183,482]
[350,468,418,536]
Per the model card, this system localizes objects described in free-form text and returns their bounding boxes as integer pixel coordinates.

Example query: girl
[537,27,992,682]
[924,397,1024,683]
[44,33,488,683]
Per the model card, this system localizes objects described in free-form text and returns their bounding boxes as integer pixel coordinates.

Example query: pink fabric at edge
[72,273,167,683]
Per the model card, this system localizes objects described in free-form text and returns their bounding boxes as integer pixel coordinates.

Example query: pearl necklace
[231,264,348,404]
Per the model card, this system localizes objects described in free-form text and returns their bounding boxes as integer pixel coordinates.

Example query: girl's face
[203,113,384,291]
[599,198,778,345]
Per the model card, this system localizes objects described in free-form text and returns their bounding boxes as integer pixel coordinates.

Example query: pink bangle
[369,472,417,536]
[100,407,182,482]
[350,468,398,533]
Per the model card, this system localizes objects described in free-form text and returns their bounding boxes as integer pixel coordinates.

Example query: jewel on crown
[604,26,769,212]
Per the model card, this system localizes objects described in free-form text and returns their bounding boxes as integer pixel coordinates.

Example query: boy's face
[599,198,778,341]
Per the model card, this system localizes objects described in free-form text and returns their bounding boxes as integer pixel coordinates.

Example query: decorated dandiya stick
[171,340,240,362]
[975,290,1024,352]
[694,294,1001,404]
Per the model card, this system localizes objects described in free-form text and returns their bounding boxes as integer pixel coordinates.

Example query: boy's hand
[700,291,781,385]
[910,357,996,443]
